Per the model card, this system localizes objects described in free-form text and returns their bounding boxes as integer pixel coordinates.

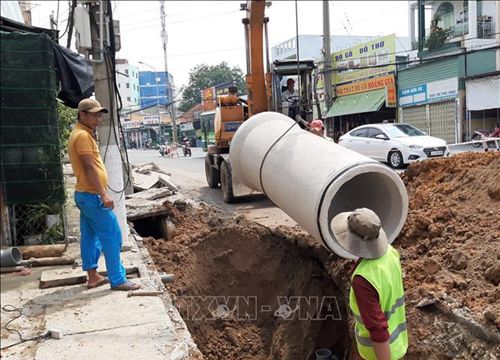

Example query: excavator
[204,0,317,202]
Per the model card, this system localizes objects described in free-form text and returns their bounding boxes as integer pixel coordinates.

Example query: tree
[178,62,246,112]
[57,101,77,157]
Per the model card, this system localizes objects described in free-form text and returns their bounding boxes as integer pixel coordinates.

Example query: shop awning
[326,88,386,118]
[466,75,500,111]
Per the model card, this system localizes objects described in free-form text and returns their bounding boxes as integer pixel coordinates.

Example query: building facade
[116,59,140,113]
[401,0,499,143]
[139,71,174,109]
[321,34,406,139]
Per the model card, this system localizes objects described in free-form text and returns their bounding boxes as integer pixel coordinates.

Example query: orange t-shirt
[68,123,108,193]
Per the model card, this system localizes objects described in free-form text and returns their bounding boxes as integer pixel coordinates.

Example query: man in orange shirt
[68,98,140,290]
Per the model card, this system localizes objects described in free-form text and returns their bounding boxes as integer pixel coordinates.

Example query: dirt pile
[397,152,500,359]
[144,205,349,360]
[140,152,499,360]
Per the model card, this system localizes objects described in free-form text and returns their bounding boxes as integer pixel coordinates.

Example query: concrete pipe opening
[318,163,408,258]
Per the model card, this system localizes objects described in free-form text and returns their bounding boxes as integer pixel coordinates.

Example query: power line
[319,43,500,75]
[125,9,240,31]
[317,33,500,66]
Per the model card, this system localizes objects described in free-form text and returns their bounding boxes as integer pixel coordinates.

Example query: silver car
[338,123,450,169]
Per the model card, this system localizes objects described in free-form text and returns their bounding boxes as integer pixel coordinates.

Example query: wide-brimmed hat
[78,98,109,113]
[330,208,388,259]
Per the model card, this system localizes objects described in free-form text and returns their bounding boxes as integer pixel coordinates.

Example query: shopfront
[325,34,398,140]
[399,77,459,144]
[325,74,397,140]
[465,73,500,138]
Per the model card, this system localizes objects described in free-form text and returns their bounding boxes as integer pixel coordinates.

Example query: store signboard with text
[335,74,395,97]
[331,34,396,85]
[398,78,458,107]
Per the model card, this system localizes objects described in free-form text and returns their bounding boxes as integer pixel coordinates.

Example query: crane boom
[243,0,269,116]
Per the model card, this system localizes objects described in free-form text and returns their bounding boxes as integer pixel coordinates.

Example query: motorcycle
[182,139,192,157]
[472,129,491,148]
[158,145,166,156]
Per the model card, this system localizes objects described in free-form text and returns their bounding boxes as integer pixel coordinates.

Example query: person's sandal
[111,280,142,291]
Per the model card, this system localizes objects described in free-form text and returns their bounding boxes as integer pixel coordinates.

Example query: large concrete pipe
[230,112,408,259]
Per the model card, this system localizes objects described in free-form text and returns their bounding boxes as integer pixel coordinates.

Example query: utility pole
[88,1,128,243]
[322,0,332,112]
[160,0,177,144]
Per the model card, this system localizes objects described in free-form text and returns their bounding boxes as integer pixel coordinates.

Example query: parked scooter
[472,129,492,147]
[158,144,166,156]
[182,138,192,157]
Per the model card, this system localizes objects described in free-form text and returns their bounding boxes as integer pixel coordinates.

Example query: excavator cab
[272,59,317,124]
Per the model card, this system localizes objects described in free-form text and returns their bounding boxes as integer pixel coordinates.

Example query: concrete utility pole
[89,1,128,243]
[160,0,178,144]
[322,0,332,111]
[497,1,500,71]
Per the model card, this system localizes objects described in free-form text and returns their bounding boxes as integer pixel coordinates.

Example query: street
[126,147,297,229]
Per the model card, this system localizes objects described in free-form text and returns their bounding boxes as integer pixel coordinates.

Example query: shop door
[429,101,457,143]
[401,105,428,133]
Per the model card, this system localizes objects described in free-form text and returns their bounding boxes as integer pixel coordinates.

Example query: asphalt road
[127,147,297,228]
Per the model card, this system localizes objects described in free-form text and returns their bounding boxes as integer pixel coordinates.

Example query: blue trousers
[74,191,126,288]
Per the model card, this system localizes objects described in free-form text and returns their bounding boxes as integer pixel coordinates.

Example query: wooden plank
[20,244,66,259]
[39,259,138,289]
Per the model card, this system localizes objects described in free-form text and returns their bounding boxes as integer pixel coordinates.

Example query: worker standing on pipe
[68,99,141,291]
[330,208,408,360]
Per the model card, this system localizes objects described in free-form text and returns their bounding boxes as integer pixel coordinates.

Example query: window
[126,83,130,89]
[350,128,368,137]
[127,97,131,102]
[436,2,454,29]
[118,83,121,88]
[367,127,386,138]
[125,69,129,75]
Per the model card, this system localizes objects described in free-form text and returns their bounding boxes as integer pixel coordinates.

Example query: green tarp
[326,88,386,118]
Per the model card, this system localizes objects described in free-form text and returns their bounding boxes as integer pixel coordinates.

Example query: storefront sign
[399,77,458,107]
[180,122,194,132]
[201,87,216,111]
[123,121,141,129]
[143,115,160,125]
[331,34,396,85]
[385,84,396,108]
[336,74,395,96]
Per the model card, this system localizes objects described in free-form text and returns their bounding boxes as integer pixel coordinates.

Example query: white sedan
[338,123,450,169]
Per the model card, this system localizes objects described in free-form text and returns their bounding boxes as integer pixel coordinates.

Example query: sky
[26,1,409,90]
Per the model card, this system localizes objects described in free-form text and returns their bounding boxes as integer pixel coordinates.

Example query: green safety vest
[349,245,408,360]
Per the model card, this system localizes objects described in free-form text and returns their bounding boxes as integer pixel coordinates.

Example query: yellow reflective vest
[349,245,408,360]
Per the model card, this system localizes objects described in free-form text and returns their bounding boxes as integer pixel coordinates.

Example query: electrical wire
[0,305,51,350]
[318,43,500,77]
[315,33,500,67]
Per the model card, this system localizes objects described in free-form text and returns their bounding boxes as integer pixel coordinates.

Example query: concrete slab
[126,187,173,201]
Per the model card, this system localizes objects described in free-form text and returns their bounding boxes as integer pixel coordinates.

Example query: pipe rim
[317,162,408,259]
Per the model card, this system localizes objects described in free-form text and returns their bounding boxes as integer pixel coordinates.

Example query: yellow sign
[201,87,216,111]
[385,84,396,108]
[335,74,395,97]
[331,34,396,85]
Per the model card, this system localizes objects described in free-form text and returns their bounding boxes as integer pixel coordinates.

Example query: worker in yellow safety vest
[330,208,408,360]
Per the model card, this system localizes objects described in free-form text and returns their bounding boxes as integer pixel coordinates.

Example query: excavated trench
[132,152,500,360]
[134,204,351,360]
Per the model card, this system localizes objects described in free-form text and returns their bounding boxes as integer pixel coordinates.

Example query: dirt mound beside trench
[141,152,499,360]
[397,152,500,359]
